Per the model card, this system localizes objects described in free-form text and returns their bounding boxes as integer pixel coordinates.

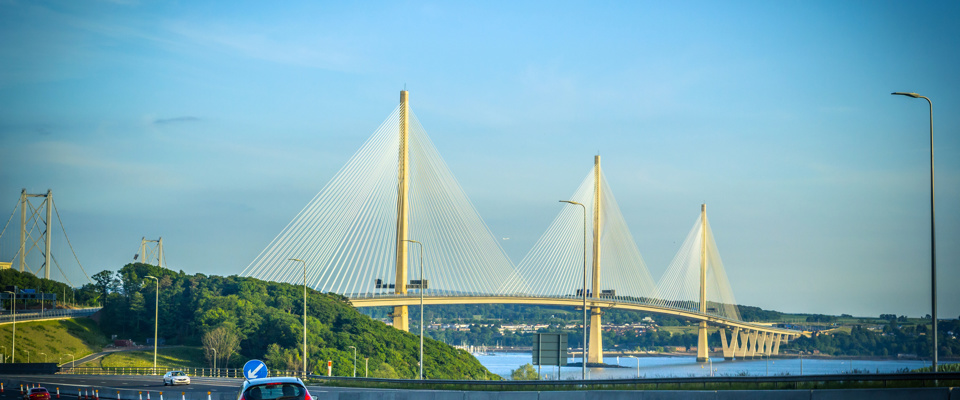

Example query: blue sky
[1,1,958,318]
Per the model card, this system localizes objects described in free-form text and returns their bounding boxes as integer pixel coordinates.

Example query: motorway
[0,375,399,400]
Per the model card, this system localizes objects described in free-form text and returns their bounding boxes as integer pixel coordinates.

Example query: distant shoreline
[483,350,960,362]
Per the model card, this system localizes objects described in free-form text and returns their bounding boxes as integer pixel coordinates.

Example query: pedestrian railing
[0,308,101,324]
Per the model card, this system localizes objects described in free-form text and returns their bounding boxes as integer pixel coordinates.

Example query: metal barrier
[0,308,101,324]
[63,366,303,378]
[306,371,960,391]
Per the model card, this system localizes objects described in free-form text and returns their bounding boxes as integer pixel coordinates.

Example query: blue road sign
[243,359,268,380]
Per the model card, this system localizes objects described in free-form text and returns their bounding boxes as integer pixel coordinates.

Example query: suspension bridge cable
[54,202,93,284]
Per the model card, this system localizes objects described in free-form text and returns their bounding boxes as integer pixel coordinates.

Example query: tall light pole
[402,239,424,380]
[348,345,356,378]
[891,91,937,372]
[144,275,159,373]
[40,352,46,362]
[64,354,74,370]
[209,347,218,376]
[289,258,308,377]
[560,200,587,380]
[4,291,14,363]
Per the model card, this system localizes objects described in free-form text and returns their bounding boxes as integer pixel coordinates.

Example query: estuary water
[474,352,949,380]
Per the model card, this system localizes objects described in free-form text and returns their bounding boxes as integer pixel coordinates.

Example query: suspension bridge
[234,90,801,363]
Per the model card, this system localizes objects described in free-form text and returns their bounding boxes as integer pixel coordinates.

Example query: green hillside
[89,263,494,379]
[0,318,107,364]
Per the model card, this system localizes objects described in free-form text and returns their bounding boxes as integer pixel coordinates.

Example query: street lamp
[288,258,308,378]
[891,91,937,372]
[64,353,74,371]
[348,346,356,378]
[559,200,587,380]
[402,239,425,380]
[209,347,218,377]
[4,291,15,363]
[144,275,160,374]
[40,352,46,363]
[25,349,29,363]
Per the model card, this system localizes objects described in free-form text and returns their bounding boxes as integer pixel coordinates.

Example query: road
[0,375,399,400]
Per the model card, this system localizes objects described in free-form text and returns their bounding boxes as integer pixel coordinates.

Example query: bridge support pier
[756,332,768,357]
[736,330,749,358]
[721,327,739,360]
[746,330,759,358]
[392,306,409,331]
[588,308,603,364]
[696,322,709,362]
[773,333,782,355]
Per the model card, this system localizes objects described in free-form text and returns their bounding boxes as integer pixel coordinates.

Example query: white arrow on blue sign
[243,359,268,380]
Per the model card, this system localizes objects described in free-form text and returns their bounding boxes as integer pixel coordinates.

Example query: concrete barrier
[813,387,952,400]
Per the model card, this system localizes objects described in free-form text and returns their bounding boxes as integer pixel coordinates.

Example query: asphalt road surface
[0,375,398,400]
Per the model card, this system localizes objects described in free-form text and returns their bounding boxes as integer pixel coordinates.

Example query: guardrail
[0,308,101,324]
[306,371,960,391]
[63,366,305,378]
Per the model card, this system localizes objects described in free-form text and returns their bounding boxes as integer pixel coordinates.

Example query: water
[474,352,950,380]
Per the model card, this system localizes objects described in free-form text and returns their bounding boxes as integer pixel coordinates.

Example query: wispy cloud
[153,116,201,125]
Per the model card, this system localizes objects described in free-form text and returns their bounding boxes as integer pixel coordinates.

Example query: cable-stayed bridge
[242,91,800,363]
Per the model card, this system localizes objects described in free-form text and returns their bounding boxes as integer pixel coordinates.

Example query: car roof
[243,377,304,387]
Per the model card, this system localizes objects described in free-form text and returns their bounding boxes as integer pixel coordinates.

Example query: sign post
[532,333,568,380]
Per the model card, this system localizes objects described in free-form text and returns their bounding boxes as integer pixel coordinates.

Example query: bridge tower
[393,90,411,332]
[18,189,53,279]
[138,237,165,267]
[588,155,604,364]
[697,204,710,362]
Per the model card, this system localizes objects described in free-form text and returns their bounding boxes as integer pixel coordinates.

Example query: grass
[96,346,208,369]
[0,318,107,363]
[913,362,960,373]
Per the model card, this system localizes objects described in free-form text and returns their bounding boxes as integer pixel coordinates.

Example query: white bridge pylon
[241,91,800,362]
[241,96,527,298]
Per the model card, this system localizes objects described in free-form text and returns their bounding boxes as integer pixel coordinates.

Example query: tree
[371,362,399,379]
[264,343,302,373]
[92,270,119,305]
[510,363,539,380]
[202,326,240,369]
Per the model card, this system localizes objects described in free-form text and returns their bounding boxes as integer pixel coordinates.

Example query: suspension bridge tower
[697,204,710,362]
[18,189,53,279]
[588,155,604,364]
[393,90,411,332]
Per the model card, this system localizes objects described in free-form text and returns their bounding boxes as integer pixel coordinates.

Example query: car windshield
[32,389,48,393]
[172,372,186,376]
[244,384,305,400]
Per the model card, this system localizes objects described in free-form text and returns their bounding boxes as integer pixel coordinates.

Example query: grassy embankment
[0,318,107,363]
[94,346,209,369]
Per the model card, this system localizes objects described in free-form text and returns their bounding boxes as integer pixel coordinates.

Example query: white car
[163,371,191,386]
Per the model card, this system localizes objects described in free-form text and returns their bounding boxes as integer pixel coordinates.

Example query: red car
[24,388,51,400]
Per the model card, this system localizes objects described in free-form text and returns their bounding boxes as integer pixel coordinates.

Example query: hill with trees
[2,266,494,379]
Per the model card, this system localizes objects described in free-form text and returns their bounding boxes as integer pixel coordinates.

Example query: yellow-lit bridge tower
[393,90,411,331]
[588,155,604,364]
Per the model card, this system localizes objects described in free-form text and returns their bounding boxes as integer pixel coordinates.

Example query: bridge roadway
[348,295,799,337]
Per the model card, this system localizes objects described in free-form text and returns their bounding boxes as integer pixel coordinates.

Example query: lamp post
[144,275,159,373]
[65,354,74,371]
[4,291,14,363]
[40,352,46,363]
[25,349,29,363]
[209,347,218,377]
[891,91,937,372]
[365,357,369,378]
[559,200,587,380]
[288,258,308,378]
[402,239,425,380]
[348,346,356,378]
